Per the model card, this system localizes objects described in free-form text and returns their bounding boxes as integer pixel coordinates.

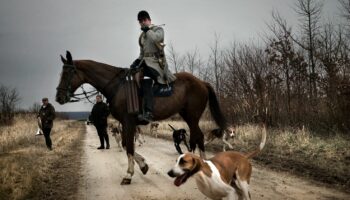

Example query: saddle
[125,72,174,114]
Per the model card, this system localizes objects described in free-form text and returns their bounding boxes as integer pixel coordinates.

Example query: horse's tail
[205,82,227,130]
[168,124,176,131]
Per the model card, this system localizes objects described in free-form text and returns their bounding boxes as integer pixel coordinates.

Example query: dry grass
[248,125,350,190]
[139,120,350,191]
[0,114,85,200]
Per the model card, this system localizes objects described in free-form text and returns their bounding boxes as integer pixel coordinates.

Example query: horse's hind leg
[191,124,206,159]
[179,111,206,159]
[134,151,148,174]
[183,138,191,152]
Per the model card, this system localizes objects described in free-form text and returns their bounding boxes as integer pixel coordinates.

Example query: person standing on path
[38,97,56,150]
[91,95,110,149]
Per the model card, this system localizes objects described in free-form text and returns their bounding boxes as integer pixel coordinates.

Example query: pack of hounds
[106,121,266,200]
[108,121,236,154]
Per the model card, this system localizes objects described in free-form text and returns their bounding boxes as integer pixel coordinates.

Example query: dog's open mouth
[174,172,189,186]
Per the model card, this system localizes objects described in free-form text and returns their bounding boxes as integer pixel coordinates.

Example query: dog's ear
[189,157,201,176]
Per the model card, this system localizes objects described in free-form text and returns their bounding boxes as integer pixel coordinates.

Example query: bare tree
[294,0,324,99]
[167,43,184,73]
[339,0,350,49]
[0,84,20,125]
[29,102,41,114]
[184,47,201,75]
[339,0,350,21]
[208,33,225,96]
[198,61,212,82]
[266,11,310,125]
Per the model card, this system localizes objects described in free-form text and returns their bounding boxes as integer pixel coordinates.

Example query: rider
[130,10,176,123]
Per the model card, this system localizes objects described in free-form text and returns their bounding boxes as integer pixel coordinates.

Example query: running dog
[205,126,236,151]
[110,123,145,150]
[168,125,267,200]
[110,123,123,151]
[168,124,191,154]
[150,122,159,138]
[135,126,145,146]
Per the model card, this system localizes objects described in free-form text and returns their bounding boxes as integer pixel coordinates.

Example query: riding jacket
[38,103,56,129]
[138,24,176,84]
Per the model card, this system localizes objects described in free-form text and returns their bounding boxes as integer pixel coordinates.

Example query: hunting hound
[110,123,145,150]
[168,125,266,200]
[150,122,159,138]
[168,124,191,154]
[205,126,236,151]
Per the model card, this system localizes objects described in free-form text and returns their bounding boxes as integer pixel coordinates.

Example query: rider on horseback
[130,10,176,123]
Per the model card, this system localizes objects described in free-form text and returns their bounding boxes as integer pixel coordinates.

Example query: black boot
[105,133,110,149]
[138,79,154,123]
[97,135,105,149]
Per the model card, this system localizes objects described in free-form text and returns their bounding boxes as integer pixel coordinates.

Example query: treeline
[167,0,350,133]
[0,84,70,126]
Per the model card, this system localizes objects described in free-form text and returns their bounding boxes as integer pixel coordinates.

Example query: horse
[55,51,227,185]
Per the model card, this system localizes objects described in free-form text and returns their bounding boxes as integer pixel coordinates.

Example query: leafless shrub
[0,84,20,125]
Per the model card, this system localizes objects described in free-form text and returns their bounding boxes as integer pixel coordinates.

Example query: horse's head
[55,51,83,104]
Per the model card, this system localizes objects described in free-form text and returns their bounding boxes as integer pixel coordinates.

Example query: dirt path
[78,125,349,200]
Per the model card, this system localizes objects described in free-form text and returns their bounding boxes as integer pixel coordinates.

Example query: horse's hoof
[141,164,149,175]
[121,178,132,185]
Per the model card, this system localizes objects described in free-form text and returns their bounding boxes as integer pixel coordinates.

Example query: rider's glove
[130,59,141,69]
[141,26,150,33]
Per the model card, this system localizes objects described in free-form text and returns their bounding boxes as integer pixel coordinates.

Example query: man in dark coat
[38,97,56,150]
[91,95,110,149]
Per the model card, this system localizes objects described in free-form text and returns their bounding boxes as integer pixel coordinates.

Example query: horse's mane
[74,60,126,74]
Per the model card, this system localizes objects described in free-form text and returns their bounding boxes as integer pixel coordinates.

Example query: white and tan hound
[205,126,236,151]
[109,123,123,151]
[150,122,159,138]
[135,126,145,146]
[168,125,266,200]
[110,123,145,149]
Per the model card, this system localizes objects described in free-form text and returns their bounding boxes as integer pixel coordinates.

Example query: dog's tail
[168,124,176,131]
[245,124,267,159]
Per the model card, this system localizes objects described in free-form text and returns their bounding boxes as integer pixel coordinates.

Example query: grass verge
[0,114,85,200]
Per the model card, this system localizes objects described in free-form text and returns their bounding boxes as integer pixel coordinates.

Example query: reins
[58,63,130,104]
[69,86,99,104]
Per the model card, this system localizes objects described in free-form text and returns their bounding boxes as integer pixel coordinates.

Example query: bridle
[56,63,129,104]
[56,64,99,103]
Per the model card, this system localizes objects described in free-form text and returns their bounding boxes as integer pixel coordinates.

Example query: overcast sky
[0,0,341,111]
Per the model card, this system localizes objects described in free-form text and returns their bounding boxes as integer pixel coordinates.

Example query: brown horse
[55,51,227,184]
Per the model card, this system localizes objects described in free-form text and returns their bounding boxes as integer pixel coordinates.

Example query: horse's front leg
[120,119,136,185]
[120,153,135,185]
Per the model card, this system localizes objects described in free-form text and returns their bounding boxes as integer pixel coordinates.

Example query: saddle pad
[152,83,173,97]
